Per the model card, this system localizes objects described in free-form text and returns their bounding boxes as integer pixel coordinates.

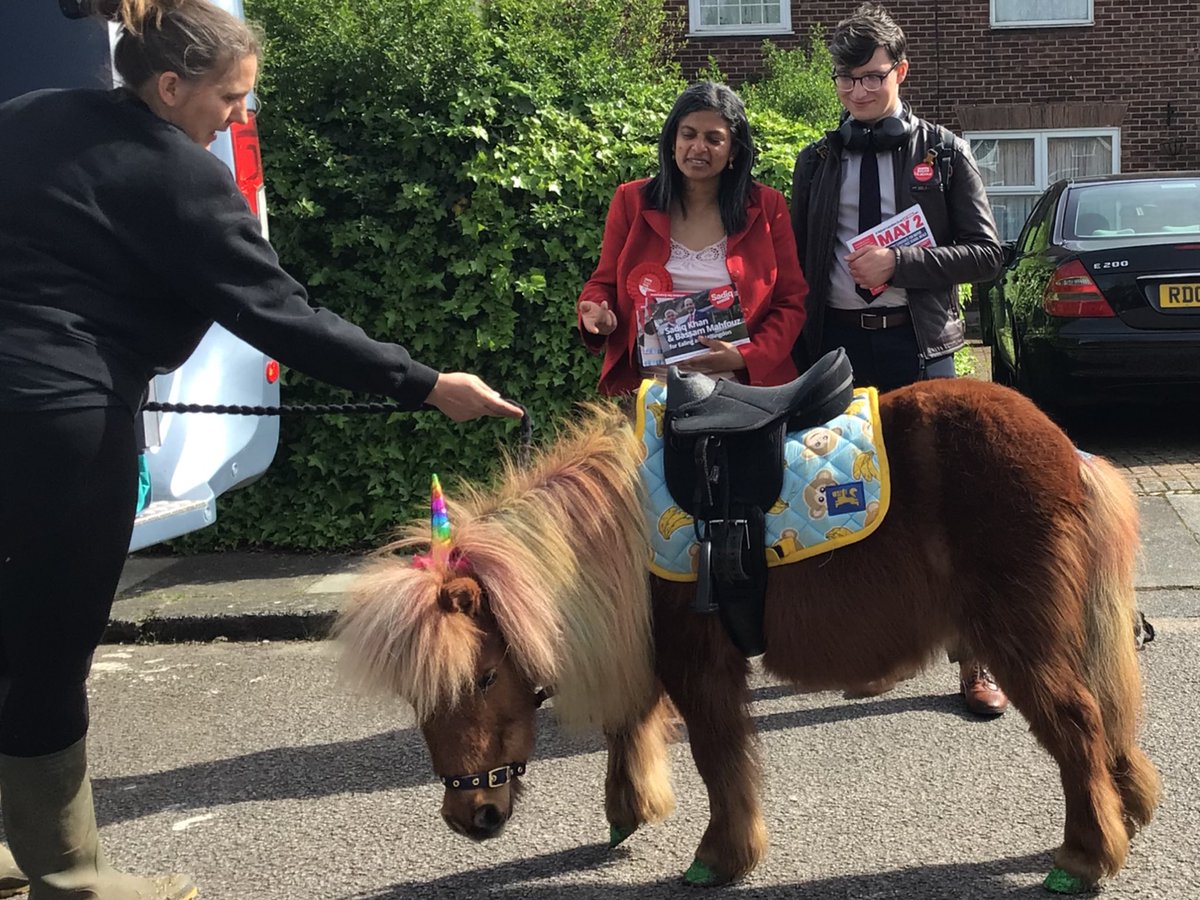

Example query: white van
[0,0,281,550]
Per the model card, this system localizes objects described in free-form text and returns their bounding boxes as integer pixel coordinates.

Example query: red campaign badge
[913,162,935,183]
[626,262,672,303]
[709,284,737,310]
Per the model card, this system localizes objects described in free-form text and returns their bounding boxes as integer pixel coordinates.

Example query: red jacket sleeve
[739,187,808,384]
[577,183,633,352]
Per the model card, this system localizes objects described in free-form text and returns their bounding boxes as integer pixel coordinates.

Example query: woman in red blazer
[578,81,808,396]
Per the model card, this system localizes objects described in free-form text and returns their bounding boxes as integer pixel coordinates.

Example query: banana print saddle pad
[636,380,891,582]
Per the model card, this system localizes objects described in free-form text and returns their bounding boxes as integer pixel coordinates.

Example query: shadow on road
[91,689,968,826]
[334,842,1055,899]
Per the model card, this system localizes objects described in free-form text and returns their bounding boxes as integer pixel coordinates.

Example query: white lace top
[666,237,730,293]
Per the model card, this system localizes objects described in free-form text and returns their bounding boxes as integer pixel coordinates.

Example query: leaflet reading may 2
[847,204,937,297]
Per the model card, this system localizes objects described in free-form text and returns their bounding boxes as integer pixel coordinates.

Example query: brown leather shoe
[959,661,1009,716]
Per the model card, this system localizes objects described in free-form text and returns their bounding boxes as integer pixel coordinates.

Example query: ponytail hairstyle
[82,0,261,88]
[642,81,755,237]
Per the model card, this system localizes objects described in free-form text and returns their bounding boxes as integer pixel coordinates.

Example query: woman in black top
[0,2,519,897]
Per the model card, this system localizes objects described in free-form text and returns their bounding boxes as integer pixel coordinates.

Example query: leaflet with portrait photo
[640,284,750,366]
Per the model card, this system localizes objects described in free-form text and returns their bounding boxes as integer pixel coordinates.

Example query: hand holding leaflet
[846,205,936,296]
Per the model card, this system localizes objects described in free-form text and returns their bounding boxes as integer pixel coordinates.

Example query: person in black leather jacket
[789,3,1007,718]
[0,3,519,898]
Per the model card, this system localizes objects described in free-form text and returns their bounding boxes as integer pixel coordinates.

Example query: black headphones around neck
[838,113,913,152]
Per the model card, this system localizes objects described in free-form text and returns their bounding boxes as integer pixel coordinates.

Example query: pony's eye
[476,670,497,692]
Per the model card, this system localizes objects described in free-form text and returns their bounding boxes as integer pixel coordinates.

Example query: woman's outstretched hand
[427,372,523,422]
[578,300,617,336]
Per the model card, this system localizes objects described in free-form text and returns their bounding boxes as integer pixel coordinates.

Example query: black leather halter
[441,761,527,791]
[436,685,551,791]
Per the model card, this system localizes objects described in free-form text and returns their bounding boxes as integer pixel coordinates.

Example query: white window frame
[688,0,792,37]
[967,127,1119,240]
[967,127,1120,193]
[990,0,1093,29]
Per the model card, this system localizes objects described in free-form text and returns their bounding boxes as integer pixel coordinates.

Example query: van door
[0,0,282,551]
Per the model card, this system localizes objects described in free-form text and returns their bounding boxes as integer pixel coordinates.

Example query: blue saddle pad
[636,380,892,581]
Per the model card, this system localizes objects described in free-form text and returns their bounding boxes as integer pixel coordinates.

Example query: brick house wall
[666,0,1200,174]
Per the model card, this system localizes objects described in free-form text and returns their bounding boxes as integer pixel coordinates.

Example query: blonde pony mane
[338,403,656,729]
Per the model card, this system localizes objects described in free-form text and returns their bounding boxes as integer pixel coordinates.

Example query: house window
[689,0,791,36]
[967,128,1119,240]
[991,0,1093,28]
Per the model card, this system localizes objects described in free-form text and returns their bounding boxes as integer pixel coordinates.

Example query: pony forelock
[336,546,481,723]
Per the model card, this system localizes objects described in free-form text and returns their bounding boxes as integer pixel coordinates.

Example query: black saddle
[663,348,854,656]
[669,346,855,437]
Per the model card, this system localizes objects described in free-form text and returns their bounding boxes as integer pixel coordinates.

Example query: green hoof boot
[1043,867,1095,895]
[608,823,637,848]
[684,858,719,886]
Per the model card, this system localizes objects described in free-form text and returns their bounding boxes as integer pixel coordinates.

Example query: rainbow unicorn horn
[430,474,452,562]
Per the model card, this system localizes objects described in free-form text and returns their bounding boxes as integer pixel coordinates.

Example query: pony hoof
[684,858,721,886]
[1043,867,1097,895]
[609,823,637,848]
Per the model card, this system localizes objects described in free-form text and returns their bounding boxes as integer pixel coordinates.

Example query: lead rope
[141,401,534,466]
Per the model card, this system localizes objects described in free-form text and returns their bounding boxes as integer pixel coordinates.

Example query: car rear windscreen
[1065,179,1200,241]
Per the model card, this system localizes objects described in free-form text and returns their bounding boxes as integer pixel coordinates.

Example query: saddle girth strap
[687,435,768,657]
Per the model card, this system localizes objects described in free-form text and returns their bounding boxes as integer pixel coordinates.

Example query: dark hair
[830,3,907,70]
[85,0,261,89]
[642,81,755,236]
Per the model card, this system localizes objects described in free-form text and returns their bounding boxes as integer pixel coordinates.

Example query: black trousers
[0,407,137,756]
[821,321,955,391]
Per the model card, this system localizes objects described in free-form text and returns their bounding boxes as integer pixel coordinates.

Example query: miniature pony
[337,378,1159,895]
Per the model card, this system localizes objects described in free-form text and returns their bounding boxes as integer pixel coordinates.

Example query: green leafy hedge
[741,30,843,133]
[180,0,820,550]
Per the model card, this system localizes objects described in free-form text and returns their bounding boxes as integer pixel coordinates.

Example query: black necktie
[856,137,882,304]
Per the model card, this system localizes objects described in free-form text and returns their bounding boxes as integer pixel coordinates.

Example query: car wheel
[1013,346,1063,418]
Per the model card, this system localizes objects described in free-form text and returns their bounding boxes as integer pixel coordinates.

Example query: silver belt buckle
[860,312,882,330]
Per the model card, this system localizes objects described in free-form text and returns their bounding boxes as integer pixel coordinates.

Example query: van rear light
[265,360,280,384]
[1042,260,1115,317]
[229,114,269,239]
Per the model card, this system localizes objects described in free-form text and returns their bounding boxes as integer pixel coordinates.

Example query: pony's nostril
[473,803,505,832]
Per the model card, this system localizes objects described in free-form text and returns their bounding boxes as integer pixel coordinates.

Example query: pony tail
[1076,454,1141,751]
[1076,453,1162,830]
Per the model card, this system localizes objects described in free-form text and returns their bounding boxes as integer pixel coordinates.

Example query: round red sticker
[625,262,671,302]
[913,162,935,183]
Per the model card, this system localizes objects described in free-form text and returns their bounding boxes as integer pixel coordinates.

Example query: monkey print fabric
[636,381,892,581]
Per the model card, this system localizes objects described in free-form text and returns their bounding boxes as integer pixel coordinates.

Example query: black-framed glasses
[831,60,900,93]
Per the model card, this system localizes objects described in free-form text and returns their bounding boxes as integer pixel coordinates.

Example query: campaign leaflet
[846,204,937,296]
[639,284,750,366]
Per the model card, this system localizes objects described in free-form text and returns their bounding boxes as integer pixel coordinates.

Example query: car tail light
[265,360,280,384]
[229,114,269,240]
[1042,260,1115,317]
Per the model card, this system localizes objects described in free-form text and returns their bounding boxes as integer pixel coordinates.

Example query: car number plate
[1158,283,1200,309]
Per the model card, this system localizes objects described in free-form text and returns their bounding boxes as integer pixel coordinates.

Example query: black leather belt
[825,306,911,331]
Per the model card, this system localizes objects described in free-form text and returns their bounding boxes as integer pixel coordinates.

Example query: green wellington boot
[0,738,196,900]
[0,841,29,897]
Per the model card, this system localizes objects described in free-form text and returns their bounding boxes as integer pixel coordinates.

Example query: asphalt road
[72,623,1199,900]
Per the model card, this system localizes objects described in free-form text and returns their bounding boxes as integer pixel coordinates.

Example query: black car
[982,172,1200,410]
